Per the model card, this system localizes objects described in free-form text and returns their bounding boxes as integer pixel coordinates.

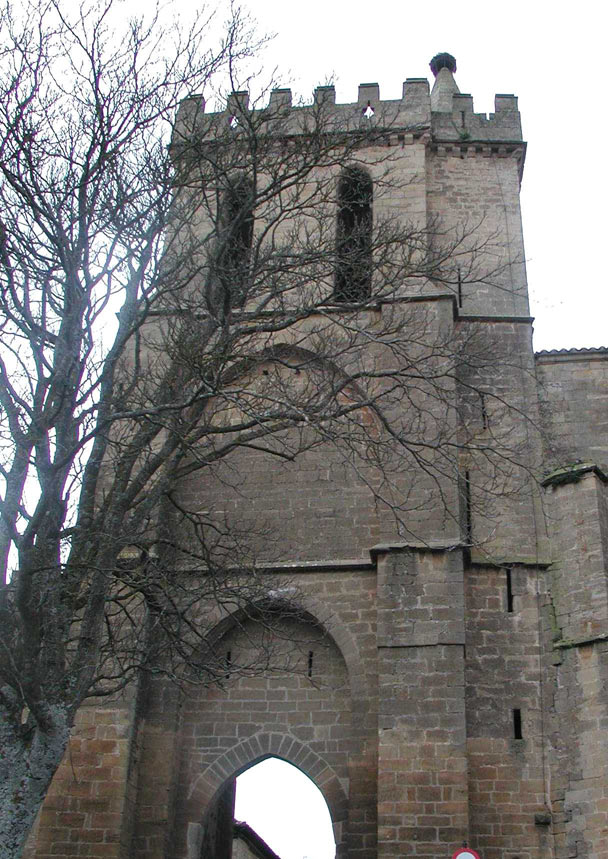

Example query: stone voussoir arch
[221,342,369,400]
[202,590,368,705]
[213,341,383,442]
[186,732,349,852]
[291,590,368,702]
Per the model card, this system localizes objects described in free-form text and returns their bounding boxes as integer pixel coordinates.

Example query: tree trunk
[0,709,70,858]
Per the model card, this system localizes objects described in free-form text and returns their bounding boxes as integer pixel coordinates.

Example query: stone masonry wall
[543,474,608,643]
[175,300,462,563]
[536,350,608,469]
[132,568,378,859]
[426,149,529,318]
[23,699,135,859]
[541,632,608,859]
[376,548,469,859]
[539,451,608,858]
[465,564,551,859]
[23,60,608,859]
[457,319,547,564]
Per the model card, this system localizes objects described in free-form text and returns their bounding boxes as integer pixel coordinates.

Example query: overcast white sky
[235,758,335,858]
[229,2,605,854]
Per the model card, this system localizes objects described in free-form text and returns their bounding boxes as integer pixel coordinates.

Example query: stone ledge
[542,461,608,488]
[554,632,608,650]
[257,558,375,573]
[370,540,463,556]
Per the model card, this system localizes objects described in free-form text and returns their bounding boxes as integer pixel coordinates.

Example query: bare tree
[0,2,533,854]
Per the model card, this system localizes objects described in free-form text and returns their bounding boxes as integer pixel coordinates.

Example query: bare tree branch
[0,2,539,854]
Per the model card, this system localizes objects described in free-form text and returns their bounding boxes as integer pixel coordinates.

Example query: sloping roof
[233,820,282,859]
[535,346,608,358]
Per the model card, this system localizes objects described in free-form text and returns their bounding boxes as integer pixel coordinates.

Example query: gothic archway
[173,604,353,858]
[195,754,340,858]
[235,757,336,857]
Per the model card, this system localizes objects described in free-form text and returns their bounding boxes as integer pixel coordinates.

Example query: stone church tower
[24,55,608,859]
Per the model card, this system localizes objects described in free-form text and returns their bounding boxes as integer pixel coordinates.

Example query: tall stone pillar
[375,545,469,858]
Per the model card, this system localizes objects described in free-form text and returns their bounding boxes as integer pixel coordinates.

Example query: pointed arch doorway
[200,756,336,859]
[235,757,336,858]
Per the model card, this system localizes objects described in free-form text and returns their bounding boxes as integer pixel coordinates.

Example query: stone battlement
[26,48,608,859]
[175,54,522,144]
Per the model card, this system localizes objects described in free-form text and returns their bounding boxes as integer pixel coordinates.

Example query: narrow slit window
[225,650,232,679]
[513,708,522,739]
[308,650,314,678]
[480,393,489,429]
[218,178,254,308]
[335,167,373,302]
[464,469,472,545]
[506,568,514,613]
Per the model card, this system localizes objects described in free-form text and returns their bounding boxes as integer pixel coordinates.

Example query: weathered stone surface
[24,58,608,859]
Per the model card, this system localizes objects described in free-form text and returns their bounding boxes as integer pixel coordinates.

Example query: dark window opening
[506,568,514,613]
[308,650,314,678]
[457,266,463,307]
[480,392,489,429]
[225,650,232,679]
[464,469,472,545]
[335,167,373,302]
[513,708,523,739]
[217,179,254,309]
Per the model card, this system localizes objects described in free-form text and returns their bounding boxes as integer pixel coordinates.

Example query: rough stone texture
[544,642,608,859]
[465,564,549,859]
[24,63,608,859]
[176,302,462,565]
[376,550,468,858]
[538,472,608,859]
[536,349,608,470]
[22,700,136,859]
[426,151,529,318]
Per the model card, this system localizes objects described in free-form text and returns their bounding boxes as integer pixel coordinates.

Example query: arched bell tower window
[217,178,254,308]
[334,167,373,302]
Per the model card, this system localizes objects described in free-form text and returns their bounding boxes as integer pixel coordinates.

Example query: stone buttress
[24,54,608,859]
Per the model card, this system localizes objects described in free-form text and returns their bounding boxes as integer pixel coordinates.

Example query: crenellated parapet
[173,78,432,145]
[431,90,522,142]
[174,53,523,148]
